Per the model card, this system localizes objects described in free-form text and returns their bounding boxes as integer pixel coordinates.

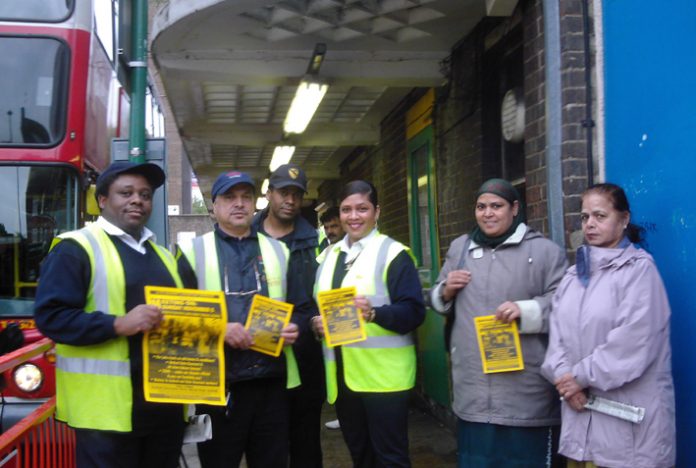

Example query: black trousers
[334,359,411,468]
[74,423,184,468]
[288,375,326,468]
[197,378,289,468]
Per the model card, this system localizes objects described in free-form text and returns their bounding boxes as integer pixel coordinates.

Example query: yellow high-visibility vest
[179,231,300,389]
[52,224,183,432]
[315,232,416,403]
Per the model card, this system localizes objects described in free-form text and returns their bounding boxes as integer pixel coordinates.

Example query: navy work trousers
[197,377,289,468]
[334,362,411,468]
[287,376,324,468]
[74,423,184,468]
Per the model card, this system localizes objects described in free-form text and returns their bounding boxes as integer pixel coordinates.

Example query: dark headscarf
[470,178,525,248]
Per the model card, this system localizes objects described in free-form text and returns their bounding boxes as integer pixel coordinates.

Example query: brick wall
[433,29,485,257]
[318,92,424,248]
[318,1,592,256]
[426,0,591,258]
[522,0,548,235]
[559,0,592,250]
[523,0,592,251]
[374,95,420,247]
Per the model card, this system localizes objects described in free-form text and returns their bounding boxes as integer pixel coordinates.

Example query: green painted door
[407,127,450,406]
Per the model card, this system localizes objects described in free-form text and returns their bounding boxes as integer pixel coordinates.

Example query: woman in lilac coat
[542,183,675,468]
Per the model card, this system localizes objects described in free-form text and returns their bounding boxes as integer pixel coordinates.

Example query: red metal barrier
[0,339,75,468]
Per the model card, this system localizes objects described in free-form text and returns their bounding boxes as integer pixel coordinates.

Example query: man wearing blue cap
[177,170,308,468]
[34,162,188,468]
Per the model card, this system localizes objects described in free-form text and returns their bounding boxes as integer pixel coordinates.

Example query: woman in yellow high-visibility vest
[312,180,425,468]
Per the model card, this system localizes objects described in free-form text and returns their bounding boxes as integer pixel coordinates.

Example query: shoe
[324,419,340,430]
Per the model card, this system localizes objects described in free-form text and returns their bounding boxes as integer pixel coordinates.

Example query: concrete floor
[180,404,457,467]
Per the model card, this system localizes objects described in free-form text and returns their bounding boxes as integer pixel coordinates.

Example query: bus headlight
[13,364,44,392]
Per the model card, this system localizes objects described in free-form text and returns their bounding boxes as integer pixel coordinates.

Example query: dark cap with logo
[96,161,166,196]
[269,163,307,192]
[211,171,255,201]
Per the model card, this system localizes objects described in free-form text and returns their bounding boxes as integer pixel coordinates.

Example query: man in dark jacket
[34,162,187,468]
[252,163,324,468]
[178,171,307,468]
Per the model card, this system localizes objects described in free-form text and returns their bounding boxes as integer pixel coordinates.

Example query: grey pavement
[180,403,457,467]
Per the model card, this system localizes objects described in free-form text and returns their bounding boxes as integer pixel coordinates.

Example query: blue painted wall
[603,2,696,465]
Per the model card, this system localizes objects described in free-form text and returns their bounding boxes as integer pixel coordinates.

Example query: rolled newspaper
[584,394,645,424]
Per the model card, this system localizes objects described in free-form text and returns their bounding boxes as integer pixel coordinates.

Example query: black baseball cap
[96,162,166,195]
[211,171,255,201]
[269,163,307,193]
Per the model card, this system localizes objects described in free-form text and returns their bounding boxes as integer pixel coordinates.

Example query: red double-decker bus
[0,0,165,430]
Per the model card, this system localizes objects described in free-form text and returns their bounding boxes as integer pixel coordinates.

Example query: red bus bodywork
[0,0,123,425]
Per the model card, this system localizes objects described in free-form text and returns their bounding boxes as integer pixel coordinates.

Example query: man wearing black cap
[251,163,324,468]
[34,162,187,468]
[177,170,307,468]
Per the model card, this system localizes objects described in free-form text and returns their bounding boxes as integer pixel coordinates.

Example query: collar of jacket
[214,223,258,241]
[252,209,318,251]
[469,223,536,250]
[568,243,647,277]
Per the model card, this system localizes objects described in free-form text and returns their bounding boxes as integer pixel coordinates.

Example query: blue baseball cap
[95,162,165,195]
[211,171,255,201]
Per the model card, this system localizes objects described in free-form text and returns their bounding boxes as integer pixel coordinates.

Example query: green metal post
[128,0,148,163]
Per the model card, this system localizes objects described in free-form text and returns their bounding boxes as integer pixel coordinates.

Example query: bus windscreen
[0,165,79,312]
[0,0,74,22]
[0,37,70,147]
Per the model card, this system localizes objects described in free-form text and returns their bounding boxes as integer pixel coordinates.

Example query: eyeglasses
[224,262,262,296]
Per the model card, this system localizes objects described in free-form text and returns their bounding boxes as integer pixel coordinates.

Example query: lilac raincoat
[542,244,675,468]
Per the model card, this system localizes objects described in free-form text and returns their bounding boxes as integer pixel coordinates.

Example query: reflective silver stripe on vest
[363,236,394,307]
[265,237,288,297]
[192,236,207,289]
[57,355,130,377]
[81,229,110,314]
[323,345,336,362]
[373,237,393,301]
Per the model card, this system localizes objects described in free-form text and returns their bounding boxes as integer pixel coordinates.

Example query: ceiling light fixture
[269,145,295,171]
[283,43,328,135]
[256,179,270,210]
[261,178,269,194]
[256,197,269,210]
[283,79,328,134]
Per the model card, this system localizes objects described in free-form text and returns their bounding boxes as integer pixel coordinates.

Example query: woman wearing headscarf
[430,178,568,467]
[542,183,675,467]
[312,180,425,468]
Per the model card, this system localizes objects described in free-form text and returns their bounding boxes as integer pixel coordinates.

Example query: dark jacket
[252,210,324,389]
[177,224,310,383]
[35,233,185,433]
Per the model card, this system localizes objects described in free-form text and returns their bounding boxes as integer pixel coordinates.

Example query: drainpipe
[542,0,566,249]
[128,0,148,163]
[581,0,595,186]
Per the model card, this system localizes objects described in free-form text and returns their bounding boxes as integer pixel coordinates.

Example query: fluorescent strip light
[283,80,328,134]
[269,145,295,171]
[256,197,269,210]
[261,178,269,194]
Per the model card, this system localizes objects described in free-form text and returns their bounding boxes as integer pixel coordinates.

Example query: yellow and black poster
[317,287,366,347]
[143,286,227,405]
[245,295,294,357]
[474,315,524,374]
